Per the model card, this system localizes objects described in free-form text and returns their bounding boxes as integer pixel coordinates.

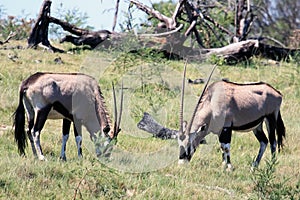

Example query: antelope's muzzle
[178,145,192,164]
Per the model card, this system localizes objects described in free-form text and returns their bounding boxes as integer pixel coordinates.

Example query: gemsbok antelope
[178,64,285,170]
[14,72,123,161]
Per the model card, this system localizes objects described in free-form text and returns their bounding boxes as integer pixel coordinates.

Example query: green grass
[0,40,299,199]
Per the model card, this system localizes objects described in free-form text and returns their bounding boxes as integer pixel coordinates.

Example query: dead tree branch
[130,0,177,29]
[49,16,116,48]
[27,0,64,52]
[48,16,90,36]
[0,32,16,45]
[234,0,255,42]
[112,0,120,32]
[139,24,183,37]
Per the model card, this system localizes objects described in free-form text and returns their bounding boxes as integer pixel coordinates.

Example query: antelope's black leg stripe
[219,127,232,143]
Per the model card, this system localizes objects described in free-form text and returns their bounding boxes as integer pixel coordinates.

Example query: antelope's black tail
[13,88,27,156]
[276,111,285,152]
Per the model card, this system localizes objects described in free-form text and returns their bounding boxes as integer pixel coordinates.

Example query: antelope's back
[212,80,282,127]
[22,72,99,112]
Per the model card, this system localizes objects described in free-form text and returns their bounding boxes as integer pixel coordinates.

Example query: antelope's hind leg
[265,114,277,155]
[252,123,268,168]
[23,98,37,157]
[219,127,233,171]
[32,105,52,161]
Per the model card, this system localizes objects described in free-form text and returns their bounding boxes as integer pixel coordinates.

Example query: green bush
[0,12,34,40]
[251,156,300,199]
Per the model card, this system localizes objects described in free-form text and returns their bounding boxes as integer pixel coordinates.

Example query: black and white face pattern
[178,123,209,164]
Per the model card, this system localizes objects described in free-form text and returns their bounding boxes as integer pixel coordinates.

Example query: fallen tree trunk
[137,112,207,144]
[143,37,299,63]
[137,112,178,139]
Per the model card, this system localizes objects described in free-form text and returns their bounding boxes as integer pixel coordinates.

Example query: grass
[0,40,300,199]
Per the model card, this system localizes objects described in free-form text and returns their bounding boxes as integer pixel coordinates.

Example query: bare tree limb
[140,24,183,37]
[183,0,204,47]
[234,0,255,41]
[112,0,120,32]
[184,20,196,37]
[130,0,177,29]
[49,16,90,36]
[261,36,287,48]
[203,14,233,36]
[49,16,117,49]
[172,0,185,23]
[0,32,16,45]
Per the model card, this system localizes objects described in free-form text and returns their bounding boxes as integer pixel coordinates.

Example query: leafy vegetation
[250,156,300,199]
[0,9,34,40]
[0,40,299,199]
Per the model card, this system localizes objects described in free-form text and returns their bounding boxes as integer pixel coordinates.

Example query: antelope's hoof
[59,156,67,162]
[178,159,189,165]
[38,155,47,161]
[224,163,234,172]
[250,163,258,172]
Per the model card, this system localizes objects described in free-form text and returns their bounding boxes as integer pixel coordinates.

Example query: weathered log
[137,112,178,139]
[142,37,299,63]
[137,112,207,144]
[205,39,259,62]
[257,42,300,61]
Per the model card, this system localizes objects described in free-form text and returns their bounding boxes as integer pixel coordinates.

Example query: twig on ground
[73,168,89,200]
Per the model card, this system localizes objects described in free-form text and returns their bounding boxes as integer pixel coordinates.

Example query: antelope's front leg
[60,119,71,161]
[73,118,83,159]
[219,127,233,171]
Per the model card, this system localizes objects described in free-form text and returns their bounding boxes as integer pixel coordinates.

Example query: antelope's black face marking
[179,145,187,160]
[179,134,186,141]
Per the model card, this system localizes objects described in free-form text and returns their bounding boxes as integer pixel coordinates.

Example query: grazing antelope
[14,72,123,161]
[178,64,285,170]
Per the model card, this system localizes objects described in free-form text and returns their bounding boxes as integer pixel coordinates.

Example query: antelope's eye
[197,124,207,132]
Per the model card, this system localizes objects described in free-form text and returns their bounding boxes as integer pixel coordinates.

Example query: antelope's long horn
[112,82,118,137]
[179,59,188,134]
[112,81,123,138]
[185,64,218,134]
[116,81,123,135]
